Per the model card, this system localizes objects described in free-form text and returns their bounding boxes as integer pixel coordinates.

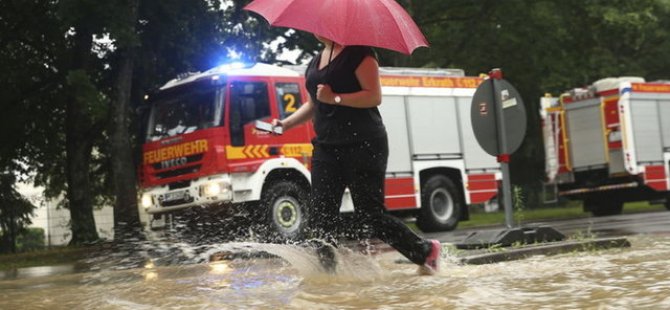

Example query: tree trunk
[111,47,141,238]
[66,130,98,244]
[66,25,99,245]
[0,209,17,253]
[9,211,16,253]
[111,0,142,240]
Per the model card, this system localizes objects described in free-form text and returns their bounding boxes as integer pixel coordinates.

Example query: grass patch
[460,205,585,229]
[623,201,666,213]
[0,246,92,271]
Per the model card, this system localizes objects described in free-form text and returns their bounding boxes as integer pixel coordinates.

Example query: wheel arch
[262,167,311,196]
[235,157,310,201]
[418,167,469,220]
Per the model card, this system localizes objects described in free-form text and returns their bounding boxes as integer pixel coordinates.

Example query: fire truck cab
[139,63,315,239]
[138,62,501,239]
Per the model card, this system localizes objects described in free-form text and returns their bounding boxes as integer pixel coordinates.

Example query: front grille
[155,165,202,179]
[169,180,191,190]
[160,196,195,207]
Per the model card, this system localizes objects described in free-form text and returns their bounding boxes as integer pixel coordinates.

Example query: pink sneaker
[418,239,441,275]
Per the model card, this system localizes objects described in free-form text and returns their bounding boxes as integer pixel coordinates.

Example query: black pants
[309,136,430,265]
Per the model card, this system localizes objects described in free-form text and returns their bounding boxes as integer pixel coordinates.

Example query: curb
[457,237,631,265]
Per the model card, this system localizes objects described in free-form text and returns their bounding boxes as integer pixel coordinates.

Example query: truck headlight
[141,194,153,209]
[203,182,222,197]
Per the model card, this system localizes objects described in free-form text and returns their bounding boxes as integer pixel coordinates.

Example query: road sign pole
[491,72,515,229]
[462,68,565,248]
[500,162,514,228]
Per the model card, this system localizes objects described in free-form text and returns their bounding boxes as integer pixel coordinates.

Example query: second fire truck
[138,62,500,239]
[542,77,670,215]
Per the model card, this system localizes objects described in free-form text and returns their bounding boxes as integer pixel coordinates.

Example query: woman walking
[273,36,441,275]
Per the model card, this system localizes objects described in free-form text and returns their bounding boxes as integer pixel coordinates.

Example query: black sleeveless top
[305,46,387,145]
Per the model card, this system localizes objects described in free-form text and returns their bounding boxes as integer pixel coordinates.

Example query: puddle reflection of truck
[542,78,670,215]
[138,63,501,239]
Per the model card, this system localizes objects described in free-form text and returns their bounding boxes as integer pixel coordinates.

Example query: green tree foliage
[0,174,36,254]
[0,1,67,184]
[16,228,46,252]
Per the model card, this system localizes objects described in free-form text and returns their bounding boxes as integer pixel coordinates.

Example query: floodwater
[1,235,670,309]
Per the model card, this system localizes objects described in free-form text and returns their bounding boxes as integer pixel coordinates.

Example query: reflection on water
[1,235,670,309]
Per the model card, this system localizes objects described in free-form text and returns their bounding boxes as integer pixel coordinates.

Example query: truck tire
[260,180,309,242]
[417,175,462,232]
[585,198,623,216]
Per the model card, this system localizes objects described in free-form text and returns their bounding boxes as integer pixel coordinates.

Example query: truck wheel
[260,180,309,242]
[586,198,623,216]
[417,175,462,232]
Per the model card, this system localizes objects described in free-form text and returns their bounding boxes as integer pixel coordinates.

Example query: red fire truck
[138,62,500,239]
[542,77,670,215]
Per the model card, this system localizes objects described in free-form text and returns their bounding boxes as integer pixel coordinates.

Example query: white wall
[16,182,114,246]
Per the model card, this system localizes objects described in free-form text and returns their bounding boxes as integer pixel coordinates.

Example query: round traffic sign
[471,78,527,156]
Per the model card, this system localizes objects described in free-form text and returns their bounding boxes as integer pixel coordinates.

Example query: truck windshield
[146,86,223,141]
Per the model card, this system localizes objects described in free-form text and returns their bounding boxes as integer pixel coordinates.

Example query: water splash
[197,241,387,280]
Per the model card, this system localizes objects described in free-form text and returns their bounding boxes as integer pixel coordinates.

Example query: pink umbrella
[244,0,429,55]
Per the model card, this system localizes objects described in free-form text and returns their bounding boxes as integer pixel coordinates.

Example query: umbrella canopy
[244,0,429,55]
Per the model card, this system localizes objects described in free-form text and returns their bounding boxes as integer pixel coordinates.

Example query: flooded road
[1,235,670,309]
